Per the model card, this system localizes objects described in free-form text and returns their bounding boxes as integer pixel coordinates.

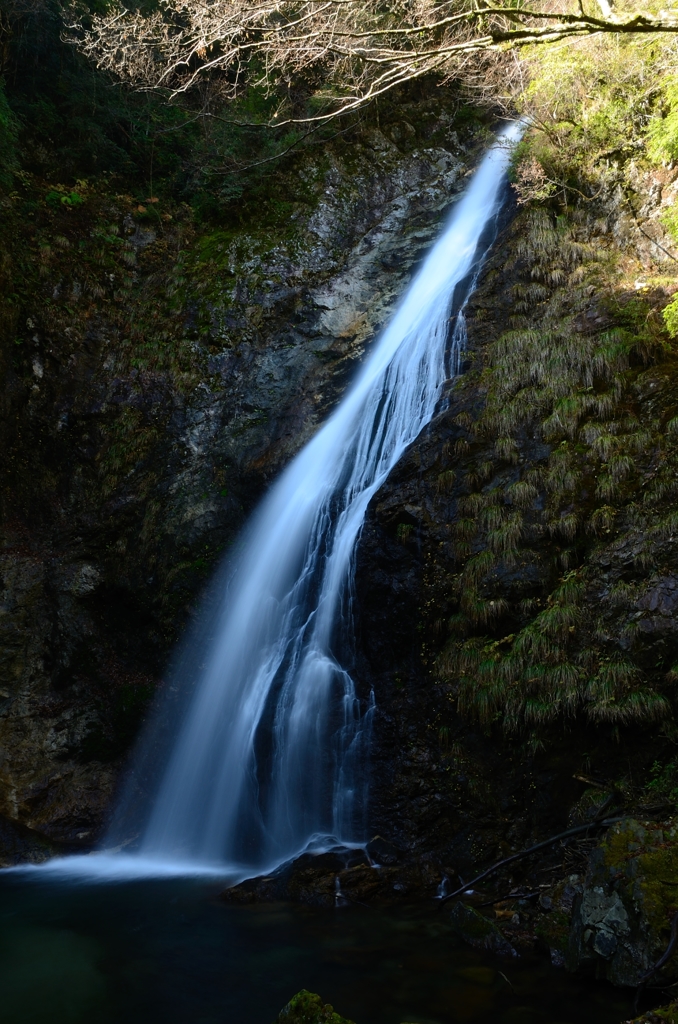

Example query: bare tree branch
[64,0,678,125]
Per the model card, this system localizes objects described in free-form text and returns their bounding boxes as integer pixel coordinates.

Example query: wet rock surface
[221,841,439,907]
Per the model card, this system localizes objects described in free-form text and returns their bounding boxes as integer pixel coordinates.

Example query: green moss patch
[274,990,355,1024]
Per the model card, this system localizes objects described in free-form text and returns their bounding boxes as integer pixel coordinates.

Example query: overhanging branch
[64,0,678,126]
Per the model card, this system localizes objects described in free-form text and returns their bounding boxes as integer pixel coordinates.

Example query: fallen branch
[477,889,539,908]
[439,815,626,906]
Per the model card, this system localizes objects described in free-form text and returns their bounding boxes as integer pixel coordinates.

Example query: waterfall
[102,124,520,875]
[5,124,519,883]
[110,123,521,873]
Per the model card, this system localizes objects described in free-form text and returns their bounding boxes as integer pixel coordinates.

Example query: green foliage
[397,523,414,543]
[432,148,678,737]
[661,202,678,251]
[645,759,678,805]
[45,189,84,208]
[436,468,456,493]
[441,562,670,733]
[647,78,678,163]
[628,1001,678,1024]
[663,295,678,338]
[518,31,678,174]
[0,79,19,188]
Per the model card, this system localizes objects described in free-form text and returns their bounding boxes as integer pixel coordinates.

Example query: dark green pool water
[0,875,631,1024]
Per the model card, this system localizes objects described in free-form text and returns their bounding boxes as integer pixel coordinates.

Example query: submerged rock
[273,990,355,1024]
[448,902,519,958]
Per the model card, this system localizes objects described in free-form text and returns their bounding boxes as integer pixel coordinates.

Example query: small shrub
[396,523,414,543]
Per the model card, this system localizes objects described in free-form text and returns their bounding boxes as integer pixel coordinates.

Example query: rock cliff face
[3,87,678,910]
[354,160,678,878]
[0,99,483,854]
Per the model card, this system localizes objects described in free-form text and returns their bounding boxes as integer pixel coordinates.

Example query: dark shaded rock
[638,577,678,617]
[534,878,581,964]
[221,845,440,906]
[273,990,355,1024]
[365,835,402,865]
[448,902,519,958]
[571,886,631,964]
[0,812,66,866]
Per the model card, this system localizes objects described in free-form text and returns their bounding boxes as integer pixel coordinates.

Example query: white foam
[0,832,375,884]
[1,853,231,883]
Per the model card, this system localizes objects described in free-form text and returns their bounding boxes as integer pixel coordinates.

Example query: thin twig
[477,890,539,908]
[215,109,366,174]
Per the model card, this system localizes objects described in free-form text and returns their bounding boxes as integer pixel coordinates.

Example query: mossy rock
[627,1002,678,1023]
[273,990,355,1024]
[568,818,678,986]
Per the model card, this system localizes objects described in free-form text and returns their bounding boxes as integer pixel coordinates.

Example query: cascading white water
[115,123,521,873]
[5,125,520,882]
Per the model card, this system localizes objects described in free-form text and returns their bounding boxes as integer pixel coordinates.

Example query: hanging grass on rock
[432,126,678,739]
